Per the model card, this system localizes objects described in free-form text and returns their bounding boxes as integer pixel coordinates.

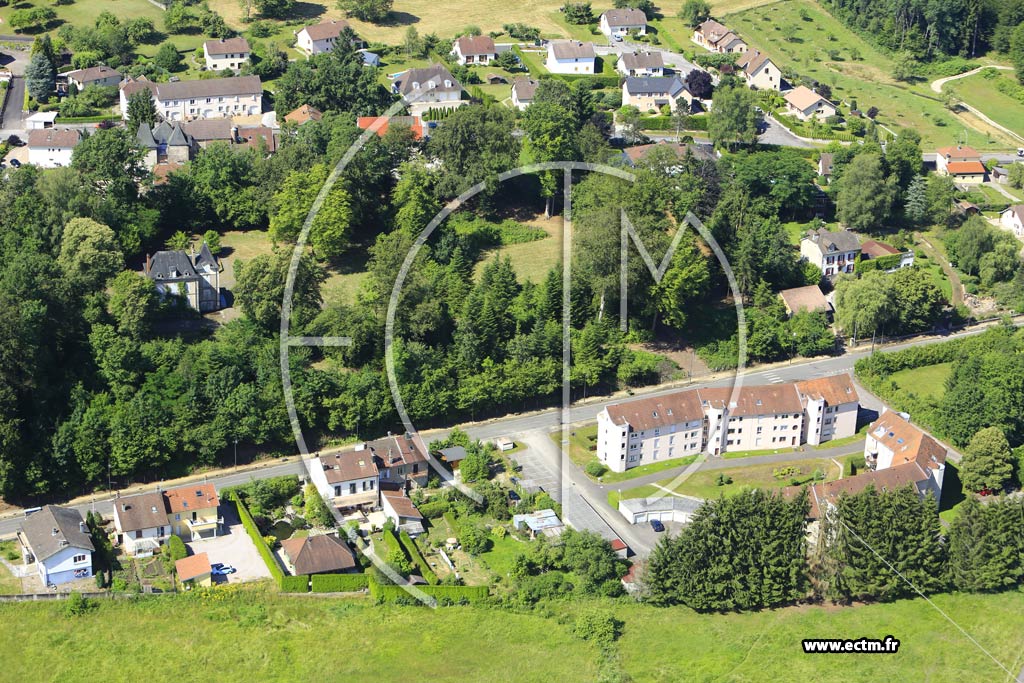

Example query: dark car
[9,159,20,168]
[649,519,665,533]
[6,135,23,147]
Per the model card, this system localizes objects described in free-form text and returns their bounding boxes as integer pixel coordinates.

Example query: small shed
[26,111,58,130]
[512,508,564,538]
[176,552,212,589]
[778,285,831,318]
[438,446,467,470]
[495,437,515,452]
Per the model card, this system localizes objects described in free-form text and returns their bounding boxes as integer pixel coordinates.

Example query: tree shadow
[291,2,328,20]
[379,12,420,28]
[938,461,965,513]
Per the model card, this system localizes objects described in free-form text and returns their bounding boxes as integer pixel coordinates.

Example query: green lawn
[623,457,842,500]
[726,0,1016,149]
[551,425,700,483]
[946,70,1024,142]
[0,541,22,595]
[473,220,561,285]
[218,230,276,291]
[889,362,954,402]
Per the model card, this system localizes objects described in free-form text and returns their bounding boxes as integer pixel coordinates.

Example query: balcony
[185,517,223,531]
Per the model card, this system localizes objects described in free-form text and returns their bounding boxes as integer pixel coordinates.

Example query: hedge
[231,492,285,585]
[280,575,309,592]
[58,114,120,124]
[368,579,489,605]
[855,253,903,274]
[311,573,370,592]
[399,531,439,585]
[382,528,404,556]
[639,114,708,131]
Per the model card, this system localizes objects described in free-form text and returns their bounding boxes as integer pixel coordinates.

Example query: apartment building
[596,374,859,473]
[119,75,262,121]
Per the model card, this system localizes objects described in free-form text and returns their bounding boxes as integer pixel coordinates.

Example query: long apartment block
[596,374,859,473]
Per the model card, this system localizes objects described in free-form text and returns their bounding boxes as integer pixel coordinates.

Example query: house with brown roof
[309,449,380,510]
[545,40,595,75]
[281,534,358,575]
[735,50,780,91]
[284,104,322,125]
[176,552,212,588]
[692,19,747,53]
[119,75,263,122]
[27,128,82,168]
[113,490,171,557]
[1000,204,1024,238]
[511,78,539,111]
[599,8,647,39]
[203,37,251,71]
[935,144,986,183]
[165,483,222,541]
[392,64,465,115]
[295,20,361,56]
[778,284,831,318]
[860,239,914,270]
[381,491,425,536]
[791,410,947,519]
[818,152,834,181]
[369,433,430,490]
[784,85,837,121]
[622,76,688,113]
[452,35,497,65]
[596,374,860,472]
[617,50,665,77]
[65,64,122,91]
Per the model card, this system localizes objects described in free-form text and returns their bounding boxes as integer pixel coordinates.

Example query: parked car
[211,565,236,576]
[649,519,665,533]
[7,135,23,147]
[10,159,20,168]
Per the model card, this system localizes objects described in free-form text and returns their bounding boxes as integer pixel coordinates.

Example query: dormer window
[412,81,420,89]
[444,79,452,87]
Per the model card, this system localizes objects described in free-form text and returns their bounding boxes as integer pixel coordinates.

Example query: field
[3,589,1024,681]
[945,70,1024,144]
[725,0,1018,150]
[621,456,843,500]
[889,361,953,402]
[473,216,561,285]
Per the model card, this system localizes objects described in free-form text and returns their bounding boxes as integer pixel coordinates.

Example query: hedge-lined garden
[311,573,370,593]
[399,530,439,585]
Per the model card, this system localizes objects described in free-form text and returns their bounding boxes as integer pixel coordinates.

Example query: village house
[692,19,747,53]
[451,35,497,65]
[17,506,94,586]
[545,40,595,75]
[65,64,122,90]
[511,77,538,110]
[622,75,688,112]
[368,433,430,490]
[935,144,986,184]
[295,20,361,56]
[356,115,425,140]
[596,374,859,472]
[794,411,947,519]
[143,242,222,313]
[281,534,358,575]
[616,50,664,77]
[619,142,714,169]
[308,449,380,510]
[381,491,425,536]
[285,104,322,125]
[735,50,780,90]
[818,152,834,182]
[119,75,263,121]
[164,483,222,541]
[203,37,251,71]
[392,64,465,114]
[1000,204,1024,237]
[800,228,860,278]
[778,284,831,318]
[27,128,82,168]
[176,552,212,589]
[784,85,837,121]
[860,239,915,270]
[599,8,647,39]
[112,490,171,557]
[136,121,193,168]
[437,446,467,471]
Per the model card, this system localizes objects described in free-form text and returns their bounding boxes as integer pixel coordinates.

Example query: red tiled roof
[795,373,859,407]
[164,483,219,514]
[946,161,986,175]
[356,115,424,140]
[176,552,211,581]
[860,240,901,259]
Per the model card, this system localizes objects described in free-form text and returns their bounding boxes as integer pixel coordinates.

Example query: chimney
[51,527,58,536]
[79,521,86,533]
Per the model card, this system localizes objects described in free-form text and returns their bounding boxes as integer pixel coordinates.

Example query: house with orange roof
[176,552,212,588]
[935,144,986,183]
[164,483,222,541]
[285,104,322,126]
[356,115,424,140]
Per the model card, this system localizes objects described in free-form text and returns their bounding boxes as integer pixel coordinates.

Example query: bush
[303,484,335,529]
[279,575,309,592]
[572,611,624,646]
[165,535,187,563]
[63,592,92,617]
[585,460,608,478]
[417,499,450,519]
[369,579,489,605]
[310,573,369,592]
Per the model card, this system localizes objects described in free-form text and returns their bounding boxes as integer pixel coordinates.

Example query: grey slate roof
[20,505,94,562]
[152,121,173,144]
[806,228,860,254]
[146,250,198,281]
[620,50,664,70]
[121,75,262,102]
[181,119,234,142]
[439,446,467,462]
[166,123,190,147]
[114,491,168,533]
[549,40,596,60]
[137,122,157,149]
[394,64,462,97]
[602,8,647,26]
[193,242,218,272]
[624,75,685,96]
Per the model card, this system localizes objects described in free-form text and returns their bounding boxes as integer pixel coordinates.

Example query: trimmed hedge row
[280,575,309,592]
[58,114,120,124]
[311,573,370,592]
[855,253,903,273]
[231,491,285,585]
[368,579,489,605]
[639,114,709,131]
[399,531,439,585]
[382,528,404,556]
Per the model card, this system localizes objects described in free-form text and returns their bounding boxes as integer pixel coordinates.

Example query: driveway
[594,40,700,78]
[186,506,270,584]
[760,115,815,148]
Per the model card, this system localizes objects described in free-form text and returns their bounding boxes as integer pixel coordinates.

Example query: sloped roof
[454,35,496,55]
[176,552,211,581]
[181,118,234,142]
[66,64,121,83]
[602,8,647,26]
[204,37,250,55]
[699,384,803,417]
[868,411,947,471]
[164,483,219,514]
[166,123,190,147]
[818,152,833,175]
[438,446,467,462]
[624,75,684,96]
[946,161,987,175]
[620,50,664,70]
[696,19,728,39]
[382,491,423,519]
[860,240,901,259]
[785,85,832,112]
[281,535,357,575]
[300,19,351,41]
[318,450,379,484]
[27,128,82,149]
[285,104,322,124]
[114,491,168,533]
[1002,204,1024,223]
[238,125,277,152]
[549,40,595,60]
[804,228,860,255]
[356,115,424,140]
[712,31,743,48]
[779,284,830,315]
[605,388,705,431]
[367,433,428,467]
[795,373,858,407]
[20,506,94,561]
[145,250,197,281]
[193,242,218,272]
[136,122,158,148]
[512,78,538,102]
[395,64,462,97]
[937,145,980,160]
[121,75,262,101]
[737,49,772,76]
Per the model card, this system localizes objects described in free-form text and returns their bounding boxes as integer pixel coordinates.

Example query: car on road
[9,159,20,168]
[211,564,236,575]
[649,519,665,532]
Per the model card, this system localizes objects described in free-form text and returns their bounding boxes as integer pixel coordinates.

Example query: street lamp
[233,439,238,469]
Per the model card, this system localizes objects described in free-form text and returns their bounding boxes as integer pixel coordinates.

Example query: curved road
[931,65,1024,146]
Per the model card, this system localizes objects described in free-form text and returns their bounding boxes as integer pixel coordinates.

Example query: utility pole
[233,439,238,469]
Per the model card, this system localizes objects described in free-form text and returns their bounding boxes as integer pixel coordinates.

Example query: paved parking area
[186,507,270,584]
[512,437,564,502]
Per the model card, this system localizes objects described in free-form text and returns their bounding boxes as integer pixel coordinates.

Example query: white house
[736,50,780,91]
[112,490,171,557]
[309,449,380,510]
[65,64,122,90]
[599,8,647,39]
[295,20,358,56]
[1000,204,1024,237]
[545,40,595,75]
[617,50,664,77]
[381,491,424,536]
[17,506,94,586]
[596,374,859,473]
[27,128,82,168]
[935,145,987,184]
[784,85,837,121]
[451,35,497,65]
[511,78,538,111]
[692,19,747,53]
[800,228,860,278]
[392,64,464,115]
[143,243,221,313]
[120,75,262,121]
[203,37,251,71]
[622,76,687,112]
